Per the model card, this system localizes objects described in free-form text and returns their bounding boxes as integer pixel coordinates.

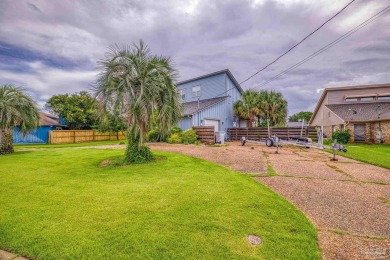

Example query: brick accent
[345,124,354,142]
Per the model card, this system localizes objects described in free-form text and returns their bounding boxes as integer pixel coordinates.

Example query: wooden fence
[49,130,126,144]
[227,127,318,141]
[192,126,215,144]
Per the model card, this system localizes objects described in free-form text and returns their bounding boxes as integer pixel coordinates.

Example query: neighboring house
[13,112,65,144]
[177,69,243,132]
[309,84,390,143]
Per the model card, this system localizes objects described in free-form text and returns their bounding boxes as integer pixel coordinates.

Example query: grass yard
[0,145,320,259]
[338,143,390,169]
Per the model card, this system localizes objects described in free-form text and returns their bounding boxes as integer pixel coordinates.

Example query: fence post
[73,131,76,143]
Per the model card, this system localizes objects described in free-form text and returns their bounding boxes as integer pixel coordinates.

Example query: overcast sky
[1,0,389,115]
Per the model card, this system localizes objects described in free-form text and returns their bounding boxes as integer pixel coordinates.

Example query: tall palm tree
[0,84,39,154]
[95,41,182,163]
[258,90,287,126]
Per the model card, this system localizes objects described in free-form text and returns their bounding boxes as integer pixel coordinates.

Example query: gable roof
[309,83,390,124]
[326,102,390,122]
[177,69,243,93]
[183,96,228,116]
[39,112,64,126]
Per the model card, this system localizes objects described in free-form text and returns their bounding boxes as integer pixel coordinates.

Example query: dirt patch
[100,159,113,167]
[149,142,267,174]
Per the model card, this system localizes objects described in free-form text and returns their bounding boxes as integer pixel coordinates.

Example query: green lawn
[338,143,390,169]
[0,146,320,259]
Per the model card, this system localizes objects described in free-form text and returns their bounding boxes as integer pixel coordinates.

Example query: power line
[239,0,356,85]
[257,4,390,89]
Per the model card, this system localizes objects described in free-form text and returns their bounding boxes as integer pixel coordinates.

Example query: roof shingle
[183,96,227,116]
[326,102,390,122]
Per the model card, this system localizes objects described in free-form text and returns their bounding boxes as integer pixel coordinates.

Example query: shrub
[170,127,182,135]
[181,130,198,144]
[167,133,182,144]
[125,142,154,163]
[147,129,159,142]
[332,130,351,144]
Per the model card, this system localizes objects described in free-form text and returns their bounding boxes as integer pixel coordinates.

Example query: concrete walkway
[150,142,390,259]
[0,249,28,260]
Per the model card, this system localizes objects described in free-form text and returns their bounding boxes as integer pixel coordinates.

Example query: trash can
[215,131,225,144]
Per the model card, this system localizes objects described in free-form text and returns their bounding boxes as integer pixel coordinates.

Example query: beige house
[309,84,390,144]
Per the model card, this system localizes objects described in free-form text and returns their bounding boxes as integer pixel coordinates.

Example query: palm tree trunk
[0,128,14,154]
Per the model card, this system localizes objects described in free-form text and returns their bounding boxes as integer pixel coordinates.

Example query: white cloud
[0,0,390,115]
[0,61,98,109]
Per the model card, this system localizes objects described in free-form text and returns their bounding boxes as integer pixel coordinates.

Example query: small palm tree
[95,41,182,163]
[0,84,39,154]
[233,90,260,127]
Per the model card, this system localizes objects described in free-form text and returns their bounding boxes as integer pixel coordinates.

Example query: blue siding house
[177,69,243,133]
[13,112,65,144]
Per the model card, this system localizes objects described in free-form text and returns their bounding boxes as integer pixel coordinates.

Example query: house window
[345,97,358,102]
[192,86,201,97]
[179,89,185,101]
[378,95,390,101]
[360,96,374,101]
[332,125,335,133]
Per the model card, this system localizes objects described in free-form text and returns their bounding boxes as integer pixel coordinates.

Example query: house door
[354,124,365,142]
[204,119,219,132]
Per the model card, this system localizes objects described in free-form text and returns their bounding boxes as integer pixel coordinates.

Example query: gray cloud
[0,0,389,115]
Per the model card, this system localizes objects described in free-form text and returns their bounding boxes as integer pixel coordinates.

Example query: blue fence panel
[13,126,51,144]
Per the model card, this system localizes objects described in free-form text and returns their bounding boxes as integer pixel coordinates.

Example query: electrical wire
[239,0,356,85]
[256,5,390,89]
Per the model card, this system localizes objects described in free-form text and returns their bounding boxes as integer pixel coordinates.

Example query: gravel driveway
[149,142,390,259]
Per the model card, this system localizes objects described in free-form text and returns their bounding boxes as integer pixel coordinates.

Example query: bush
[167,133,182,144]
[147,129,159,142]
[332,130,351,144]
[170,127,182,135]
[181,130,198,144]
[125,142,154,163]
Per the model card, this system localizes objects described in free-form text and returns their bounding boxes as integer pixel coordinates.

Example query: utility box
[215,131,225,144]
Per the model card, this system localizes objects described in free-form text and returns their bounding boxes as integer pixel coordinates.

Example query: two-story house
[309,84,390,143]
[177,69,243,133]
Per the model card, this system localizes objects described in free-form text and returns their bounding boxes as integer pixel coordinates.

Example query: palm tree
[233,90,260,127]
[95,41,182,163]
[258,90,287,126]
[0,84,39,154]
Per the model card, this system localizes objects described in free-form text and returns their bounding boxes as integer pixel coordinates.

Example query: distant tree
[95,41,182,163]
[234,89,287,127]
[288,111,313,123]
[258,90,288,126]
[0,84,39,154]
[45,91,98,129]
[96,109,127,133]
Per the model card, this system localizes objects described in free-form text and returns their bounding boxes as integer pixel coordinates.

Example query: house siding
[177,70,242,135]
[177,73,226,103]
[178,116,192,130]
[193,100,228,131]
